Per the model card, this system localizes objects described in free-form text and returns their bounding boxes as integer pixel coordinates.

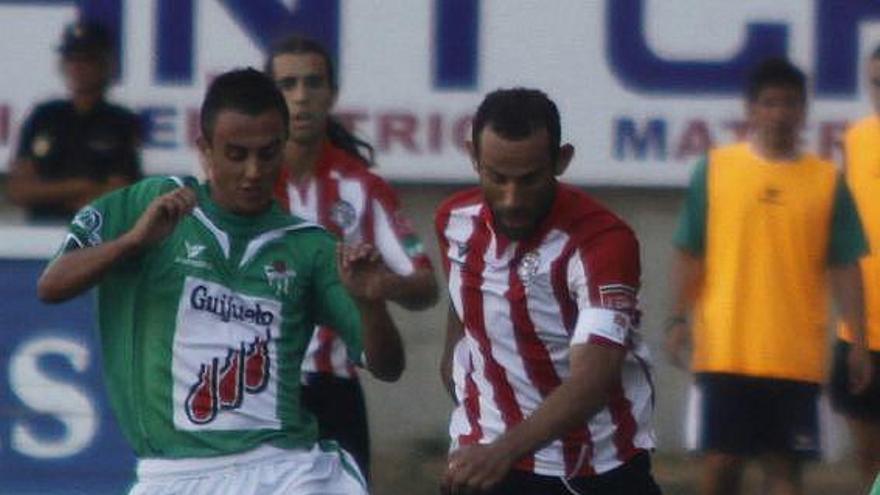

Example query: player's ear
[554,144,574,176]
[466,140,479,172]
[195,136,213,181]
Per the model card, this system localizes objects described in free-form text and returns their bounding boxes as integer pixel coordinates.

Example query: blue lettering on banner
[607,0,788,94]
[0,260,134,494]
[140,106,179,149]
[434,0,480,88]
[213,0,340,82]
[815,0,880,95]
[157,0,194,83]
[606,0,880,97]
[614,118,667,160]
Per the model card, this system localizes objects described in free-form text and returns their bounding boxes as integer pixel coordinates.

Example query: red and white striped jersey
[275,141,431,378]
[435,185,656,477]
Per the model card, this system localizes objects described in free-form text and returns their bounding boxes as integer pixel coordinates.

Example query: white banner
[1,0,879,186]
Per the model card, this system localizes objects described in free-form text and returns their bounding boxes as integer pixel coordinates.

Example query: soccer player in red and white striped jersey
[437,89,659,494]
[265,36,438,482]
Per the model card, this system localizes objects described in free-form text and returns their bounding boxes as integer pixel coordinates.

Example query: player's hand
[124,188,197,249]
[442,444,514,494]
[847,344,873,394]
[337,243,389,302]
[663,318,691,370]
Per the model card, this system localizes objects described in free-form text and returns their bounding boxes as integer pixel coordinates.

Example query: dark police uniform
[15,99,142,222]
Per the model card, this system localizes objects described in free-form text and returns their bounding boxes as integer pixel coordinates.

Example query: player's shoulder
[322,143,371,176]
[846,115,878,138]
[436,187,483,219]
[27,99,70,121]
[555,184,637,247]
[119,175,194,201]
[707,142,750,163]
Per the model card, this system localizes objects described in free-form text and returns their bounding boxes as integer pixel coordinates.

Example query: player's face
[472,127,571,240]
[61,51,109,95]
[868,58,880,116]
[198,109,286,216]
[747,85,805,153]
[270,53,336,145]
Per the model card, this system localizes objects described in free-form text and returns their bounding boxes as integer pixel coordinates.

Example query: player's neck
[71,90,103,114]
[284,138,324,182]
[749,136,800,162]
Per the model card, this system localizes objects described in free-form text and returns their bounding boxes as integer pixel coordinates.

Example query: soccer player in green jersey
[37,68,402,494]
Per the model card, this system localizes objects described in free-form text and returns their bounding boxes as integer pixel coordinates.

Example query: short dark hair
[745,57,807,101]
[200,68,290,142]
[471,88,562,160]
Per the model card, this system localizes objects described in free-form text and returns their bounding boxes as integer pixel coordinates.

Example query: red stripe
[363,192,376,244]
[509,241,595,475]
[314,327,336,374]
[458,354,483,445]
[607,381,638,461]
[458,214,527,462]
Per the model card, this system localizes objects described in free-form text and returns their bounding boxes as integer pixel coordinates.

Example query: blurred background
[0,1,876,493]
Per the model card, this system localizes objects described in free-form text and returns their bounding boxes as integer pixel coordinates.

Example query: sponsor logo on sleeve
[598,284,637,310]
[32,133,52,158]
[72,206,103,247]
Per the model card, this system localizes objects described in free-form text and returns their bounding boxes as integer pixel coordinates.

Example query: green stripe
[319,440,368,490]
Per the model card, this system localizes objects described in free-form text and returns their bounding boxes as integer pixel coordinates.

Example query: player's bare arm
[37,187,197,303]
[443,341,626,494]
[6,159,102,208]
[664,248,705,369]
[378,265,438,310]
[337,243,405,382]
[830,262,873,393]
[440,304,464,402]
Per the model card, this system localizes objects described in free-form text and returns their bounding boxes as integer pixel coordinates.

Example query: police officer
[6,20,142,223]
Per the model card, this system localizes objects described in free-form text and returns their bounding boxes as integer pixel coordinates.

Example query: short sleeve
[828,175,868,266]
[57,176,180,256]
[311,235,365,364]
[14,107,40,160]
[568,227,641,348]
[673,157,709,255]
[118,111,144,181]
[366,177,431,275]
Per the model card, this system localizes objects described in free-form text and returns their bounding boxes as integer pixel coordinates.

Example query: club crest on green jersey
[72,206,103,246]
[264,260,295,296]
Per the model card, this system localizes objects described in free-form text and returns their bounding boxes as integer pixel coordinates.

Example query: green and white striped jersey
[59,176,364,458]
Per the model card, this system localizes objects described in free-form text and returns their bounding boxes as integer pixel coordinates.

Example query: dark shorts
[483,452,662,495]
[301,373,371,481]
[689,373,820,458]
[830,340,880,421]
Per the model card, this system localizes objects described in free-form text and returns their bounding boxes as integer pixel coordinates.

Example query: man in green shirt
[37,68,402,494]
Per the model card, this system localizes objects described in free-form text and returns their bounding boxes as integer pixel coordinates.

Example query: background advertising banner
[1,1,879,186]
[0,253,135,494]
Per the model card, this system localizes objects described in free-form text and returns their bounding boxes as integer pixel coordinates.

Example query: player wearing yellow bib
[666,58,873,495]
[833,45,880,493]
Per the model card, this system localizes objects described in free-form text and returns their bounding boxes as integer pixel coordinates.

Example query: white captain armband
[571,307,631,347]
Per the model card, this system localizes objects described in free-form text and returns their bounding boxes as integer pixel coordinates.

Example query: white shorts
[129,443,368,495]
